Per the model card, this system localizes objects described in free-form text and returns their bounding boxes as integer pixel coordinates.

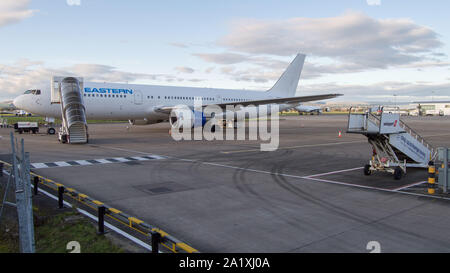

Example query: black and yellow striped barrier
[0,159,198,253]
[428,161,436,195]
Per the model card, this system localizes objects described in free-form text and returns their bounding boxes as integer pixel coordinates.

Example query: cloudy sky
[1,0,450,103]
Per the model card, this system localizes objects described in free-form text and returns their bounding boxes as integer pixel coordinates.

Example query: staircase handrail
[399,120,436,159]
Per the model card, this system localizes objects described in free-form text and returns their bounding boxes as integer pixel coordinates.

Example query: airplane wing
[155,93,342,114]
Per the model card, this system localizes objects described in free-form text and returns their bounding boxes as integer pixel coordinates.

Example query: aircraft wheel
[363,164,372,176]
[47,128,56,135]
[394,167,403,180]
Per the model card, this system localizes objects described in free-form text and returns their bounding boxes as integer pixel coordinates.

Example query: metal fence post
[150,231,161,253]
[33,177,39,196]
[58,186,65,208]
[98,206,105,235]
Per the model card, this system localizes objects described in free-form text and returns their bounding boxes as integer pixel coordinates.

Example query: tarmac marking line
[391,181,428,191]
[53,161,72,167]
[220,140,366,154]
[93,145,450,201]
[75,160,93,166]
[30,155,166,169]
[304,167,364,178]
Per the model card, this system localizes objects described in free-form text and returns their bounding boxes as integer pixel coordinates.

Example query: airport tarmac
[1,115,450,252]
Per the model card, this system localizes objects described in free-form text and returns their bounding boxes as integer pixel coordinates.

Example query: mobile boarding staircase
[51,76,88,144]
[347,108,436,180]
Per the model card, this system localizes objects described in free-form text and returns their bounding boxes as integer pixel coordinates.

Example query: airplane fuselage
[12,54,341,125]
[14,82,292,122]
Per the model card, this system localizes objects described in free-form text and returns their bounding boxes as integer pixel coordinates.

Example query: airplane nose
[13,96,23,108]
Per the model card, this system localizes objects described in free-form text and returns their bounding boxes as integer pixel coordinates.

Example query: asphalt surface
[1,115,450,253]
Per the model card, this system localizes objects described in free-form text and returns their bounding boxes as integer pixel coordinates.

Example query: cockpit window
[24,89,41,95]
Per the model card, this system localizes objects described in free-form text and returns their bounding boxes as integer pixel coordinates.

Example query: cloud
[0,59,183,100]
[366,0,381,6]
[175,66,195,73]
[218,66,282,84]
[0,0,36,27]
[205,67,215,74]
[188,79,204,83]
[66,0,81,6]
[218,12,443,69]
[193,52,251,65]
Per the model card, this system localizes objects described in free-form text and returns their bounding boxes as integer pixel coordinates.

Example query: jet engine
[169,107,207,129]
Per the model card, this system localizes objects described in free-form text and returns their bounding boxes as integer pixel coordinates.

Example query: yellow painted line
[152,228,168,237]
[176,243,198,253]
[1,159,197,253]
[220,140,365,154]
[128,217,144,226]
[162,242,176,252]
[78,194,88,199]
[108,208,122,214]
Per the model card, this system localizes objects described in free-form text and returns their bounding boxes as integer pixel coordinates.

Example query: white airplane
[293,105,322,115]
[13,54,340,133]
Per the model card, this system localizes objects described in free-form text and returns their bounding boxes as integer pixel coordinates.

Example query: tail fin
[266,53,305,97]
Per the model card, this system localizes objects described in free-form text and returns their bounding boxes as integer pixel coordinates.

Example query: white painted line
[93,145,450,201]
[114,157,130,162]
[186,160,450,201]
[32,184,156,252]
[131,157,148,161]
[31,163,49,169]
[75,160,93,166]
[78,208,154,252]
[54,161,72,167]
[392,181,428,191]
[221,141,366,154]
[149,155,166,160]
[303,176,388,192]
[28,155,166,170]
[1,169,161,253]
[304,167,364,178]
[95,159,111,164]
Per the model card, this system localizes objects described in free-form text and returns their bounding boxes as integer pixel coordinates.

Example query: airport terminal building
[413,101,450,116]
